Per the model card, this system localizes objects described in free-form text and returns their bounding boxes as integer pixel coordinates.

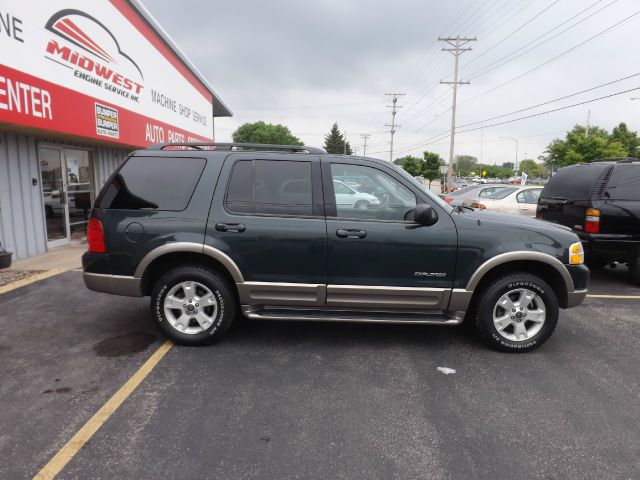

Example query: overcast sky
[142,0,640,165]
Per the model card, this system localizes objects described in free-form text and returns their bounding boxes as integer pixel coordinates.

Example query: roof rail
[147,142,326,154]
[615,157,640,163]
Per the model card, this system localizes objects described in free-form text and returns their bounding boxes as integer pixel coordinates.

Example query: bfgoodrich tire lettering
[475,273,559,353]
[150,266,236,346]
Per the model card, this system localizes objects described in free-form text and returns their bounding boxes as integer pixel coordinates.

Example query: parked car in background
[441,184,509,206]
[333,180,381,210]
[537,159,640,282]
[466,186,543,218]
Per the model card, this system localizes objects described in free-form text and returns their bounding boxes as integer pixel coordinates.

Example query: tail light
[585,209,600,233]
[471,202,486,209]
[87,218,107,253]
[444,197,454,203]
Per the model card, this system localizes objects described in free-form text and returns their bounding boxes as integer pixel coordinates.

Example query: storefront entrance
[39,146,95,247]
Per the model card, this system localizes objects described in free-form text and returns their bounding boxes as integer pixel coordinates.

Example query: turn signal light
[87,219,106,253]
[585,209,600,233]
[569,242,584,265]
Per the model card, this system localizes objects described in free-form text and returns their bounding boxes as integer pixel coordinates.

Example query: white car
[333,180,381,209]
[467,186,543,218]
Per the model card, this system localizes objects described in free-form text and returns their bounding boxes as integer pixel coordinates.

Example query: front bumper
[564,264,589,308]
[83,272,142,297]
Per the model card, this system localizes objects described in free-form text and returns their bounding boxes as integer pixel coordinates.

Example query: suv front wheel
[150,266,236,345]
[474,273,559,353]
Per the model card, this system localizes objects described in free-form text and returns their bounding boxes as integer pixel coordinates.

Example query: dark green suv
[82,143,589,352]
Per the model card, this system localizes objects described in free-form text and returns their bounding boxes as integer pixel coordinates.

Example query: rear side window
[488,187,517,199]
[541,164,609,200]
[98,156,206,211]
[604,165,640,200]
[226,159,313,216]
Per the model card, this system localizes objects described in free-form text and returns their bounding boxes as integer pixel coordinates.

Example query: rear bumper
[83,272,142,297]
[578,232,637,259]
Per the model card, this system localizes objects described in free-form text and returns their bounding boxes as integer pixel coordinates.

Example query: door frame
[38,143,96,248]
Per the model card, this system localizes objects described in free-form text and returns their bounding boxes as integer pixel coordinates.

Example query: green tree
[502,161,514,171]
[422,151,442,188]
[396,156,423,176]
[454,154,478,176]
[323,122,352,154]
[610,122,639,157]
[542,124,627,169]
[518,159,544,177]
[232,121,302,145]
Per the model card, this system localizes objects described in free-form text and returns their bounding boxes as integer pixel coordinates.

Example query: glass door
[39,147,69,246]
[65,149,95,242]
[39,146,95,246]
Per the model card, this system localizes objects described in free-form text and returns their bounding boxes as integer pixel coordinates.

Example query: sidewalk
[10,244,85,272]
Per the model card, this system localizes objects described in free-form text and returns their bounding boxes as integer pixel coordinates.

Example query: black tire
[45,205,54,218]
[150,265,236,346]
[474,273,559,353]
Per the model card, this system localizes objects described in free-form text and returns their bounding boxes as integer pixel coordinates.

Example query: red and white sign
[0,0,214,146]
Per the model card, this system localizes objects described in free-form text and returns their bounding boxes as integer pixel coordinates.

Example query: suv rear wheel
[474,273,559,353]
[150,266,236,345]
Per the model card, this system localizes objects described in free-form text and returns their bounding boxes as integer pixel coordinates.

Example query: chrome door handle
[336,228,367,239]
[215,223,246,233]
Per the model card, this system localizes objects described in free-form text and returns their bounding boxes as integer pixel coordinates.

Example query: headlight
[569,242,584,265]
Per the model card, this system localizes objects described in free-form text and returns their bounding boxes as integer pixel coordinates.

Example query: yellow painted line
[0,267,70,295]
[587,294,640,299]
[33,340,173,480]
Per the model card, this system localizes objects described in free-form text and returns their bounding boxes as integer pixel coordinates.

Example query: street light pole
[500,136,519,172]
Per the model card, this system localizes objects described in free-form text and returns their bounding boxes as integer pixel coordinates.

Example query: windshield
[488,187,517,200]
[394,165,453,211]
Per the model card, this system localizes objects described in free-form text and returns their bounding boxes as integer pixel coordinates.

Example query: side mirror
[414,203,438,226]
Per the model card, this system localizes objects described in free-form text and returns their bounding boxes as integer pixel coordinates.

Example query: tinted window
[541,163,610,200]
[98,156,205,211]
[226,160,313,216]
[330,164,416,221]
[604,165,640,200]
[450,185,478,196]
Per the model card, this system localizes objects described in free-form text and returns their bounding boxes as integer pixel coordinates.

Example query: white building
[0,0,231,259]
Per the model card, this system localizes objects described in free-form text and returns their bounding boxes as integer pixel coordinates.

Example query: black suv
[82,143,588,352]
[537,159,640,281]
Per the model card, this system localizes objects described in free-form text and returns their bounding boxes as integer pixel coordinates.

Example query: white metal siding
[0,132,46,259]
[0,131,130,259]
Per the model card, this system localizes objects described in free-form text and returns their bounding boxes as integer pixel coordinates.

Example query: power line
[458,71,640,128]
[461,0,561,70]
[460,6,640,107]
[387,83,640,156]
[464,0,617,80]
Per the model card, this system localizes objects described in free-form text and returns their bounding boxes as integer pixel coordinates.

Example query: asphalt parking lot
[1,267,639,480]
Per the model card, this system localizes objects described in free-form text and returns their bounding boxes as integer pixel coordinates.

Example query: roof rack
[147,142,326,154]
[615,157,640,163]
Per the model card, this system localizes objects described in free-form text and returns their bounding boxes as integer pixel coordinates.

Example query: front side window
[329,164,416,221]
[226,159,313,216]
[98,156,206,211]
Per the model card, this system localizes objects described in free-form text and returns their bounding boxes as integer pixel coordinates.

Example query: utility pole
[360,133,371,157]
[385,93,405,162]
[585,110,591,138]
[439,36,476,192]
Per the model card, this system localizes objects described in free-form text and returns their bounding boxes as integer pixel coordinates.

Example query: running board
[241,306,464,325]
